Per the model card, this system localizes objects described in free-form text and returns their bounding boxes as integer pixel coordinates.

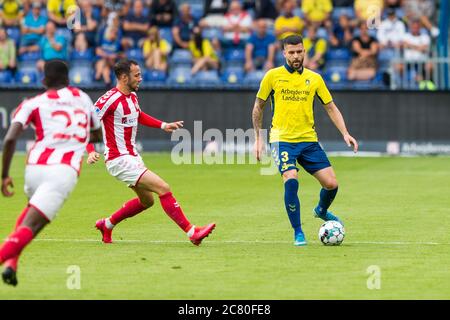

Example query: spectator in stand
[399,19,433,88]
[301,0,333,28]
[328,14,353,48]
[36,21,69,72]
[377,8,406,50]
[274,0,305,41]
[303,25,327,71]
[199,0,229,28]
[347,21,379,81]
[0,0,23,27]
[189,26,219,75]
[20,0,31,16]
[142,26,171,72]
[0,27,16,72]
[73,0,99,48]
[95,24,122,86]
[73,31,89,53]
[244,19,276,72]
[150,0,176,28]
[121,0,149,50]
[46,0,77,28]
[222,0,253,47]
[18,2,47,56]
[102,0,127,17]
[172,3,197,50]
[243,0,278,21]
[403,0,439,38]
[354,0,383,22]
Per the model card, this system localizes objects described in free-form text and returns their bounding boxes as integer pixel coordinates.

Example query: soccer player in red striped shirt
[0,60,103,286]
[88,59,215,245]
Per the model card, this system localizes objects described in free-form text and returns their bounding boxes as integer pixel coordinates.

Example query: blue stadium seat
[190,3,204,20]
[316,27,329,40]
[170,49,192,65]
[331,7,355,22]
[378,48,398,62]
[15,67,39,85]
[326,48,351,61]
[224,49,245,63]
[0,70,13,84]
[71,48,94,61]
[126,48,145,62]
[243,70,265,85]
[350,80,375,90]
[324,66,348,84]
[275,51,285,66]
[193,70,221,85]
[293,7,304,18]
[202,28,223,41]
[69,66,94,86]
[325,59,350,69]
[167,66,192,84]
[159,27,173,45]
[221,67,244,85]
[143,69,167,83]
[18,51,41,62]
[55,28,73,43]
[6,27,20,46]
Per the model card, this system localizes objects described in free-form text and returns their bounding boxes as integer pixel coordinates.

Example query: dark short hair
[114,59,139,79]
[282,35,303,49]
[43,60,69,88]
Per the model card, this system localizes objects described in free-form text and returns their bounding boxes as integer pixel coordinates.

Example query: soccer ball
[318,221,345,245]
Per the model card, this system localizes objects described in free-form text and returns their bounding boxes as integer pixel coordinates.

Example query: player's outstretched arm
[323,101,358,153]
[252,97,266,162]
[162,121,184,133]
[1,122,24,197]
[138,111,183,133]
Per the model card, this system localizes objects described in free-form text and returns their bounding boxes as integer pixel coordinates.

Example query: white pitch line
[33,239,448,245]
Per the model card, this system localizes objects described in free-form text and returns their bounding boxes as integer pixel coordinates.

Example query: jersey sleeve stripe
[96,91,123,120]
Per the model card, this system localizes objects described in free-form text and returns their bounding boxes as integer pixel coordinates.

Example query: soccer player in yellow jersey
[252,35,358,246]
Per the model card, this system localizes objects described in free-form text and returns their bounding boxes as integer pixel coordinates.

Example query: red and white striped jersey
[94,87,142,162]
[12,86,101,174]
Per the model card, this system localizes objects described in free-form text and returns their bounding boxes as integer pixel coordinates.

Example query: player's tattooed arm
[252,97,266,137]
[252,97,266,162]
[2,122,24,196]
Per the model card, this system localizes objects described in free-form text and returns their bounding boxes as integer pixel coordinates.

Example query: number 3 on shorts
[281,151,289,162]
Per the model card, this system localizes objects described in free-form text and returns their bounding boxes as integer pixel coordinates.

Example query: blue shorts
[270,142,331,175]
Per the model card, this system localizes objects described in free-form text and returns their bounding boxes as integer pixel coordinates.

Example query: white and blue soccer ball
[319,221,345,245]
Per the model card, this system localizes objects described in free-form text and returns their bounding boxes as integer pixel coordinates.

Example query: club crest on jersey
[305,79,310,86]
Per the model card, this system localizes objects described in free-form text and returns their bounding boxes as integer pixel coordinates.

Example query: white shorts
[24,165,78,221]
[106,155,147,187]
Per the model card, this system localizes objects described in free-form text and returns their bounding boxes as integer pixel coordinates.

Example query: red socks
[109,198,146,226]
[159,192,192,232]
[3,206,30,270]
[0,226,34,264]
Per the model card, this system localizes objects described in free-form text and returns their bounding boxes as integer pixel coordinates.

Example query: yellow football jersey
[256,64,333,143]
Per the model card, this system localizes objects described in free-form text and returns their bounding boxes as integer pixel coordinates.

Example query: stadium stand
[0,0,448,90]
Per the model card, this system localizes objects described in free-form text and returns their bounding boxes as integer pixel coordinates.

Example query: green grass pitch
[0,154,449,299]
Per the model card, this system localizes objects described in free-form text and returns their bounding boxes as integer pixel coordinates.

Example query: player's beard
[128,81,139,92]
[290,58,303,71]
